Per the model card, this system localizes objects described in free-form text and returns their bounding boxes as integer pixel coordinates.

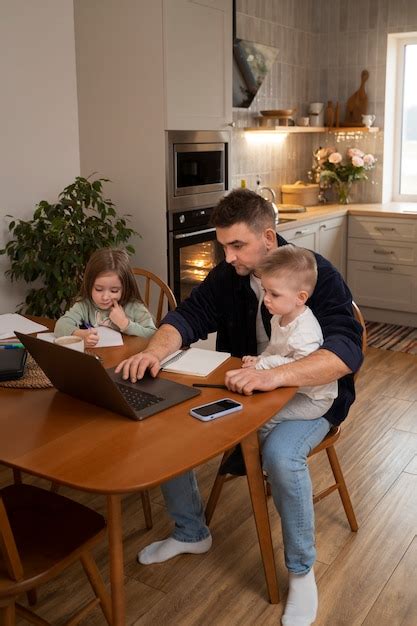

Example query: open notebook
[161,348,231,377]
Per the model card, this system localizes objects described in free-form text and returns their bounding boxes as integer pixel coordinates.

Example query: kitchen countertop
[276,202,417,232]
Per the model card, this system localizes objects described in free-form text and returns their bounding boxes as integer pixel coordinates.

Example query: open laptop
[15,331,200,421]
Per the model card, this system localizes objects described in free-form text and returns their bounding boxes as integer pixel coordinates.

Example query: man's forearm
[272,349,351,387]
[145,324,183,361]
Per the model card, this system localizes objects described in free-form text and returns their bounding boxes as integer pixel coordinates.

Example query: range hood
[233,38,279,108]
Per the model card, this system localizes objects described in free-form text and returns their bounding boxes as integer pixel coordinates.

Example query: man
[116,189,363,626]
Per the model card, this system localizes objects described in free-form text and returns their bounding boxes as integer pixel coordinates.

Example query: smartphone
[190,398,243,421]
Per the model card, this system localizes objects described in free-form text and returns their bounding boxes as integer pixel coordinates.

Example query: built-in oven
[168,207,224,303]
[166,130,230,302]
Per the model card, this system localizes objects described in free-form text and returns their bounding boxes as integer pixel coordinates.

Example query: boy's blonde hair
[257,245,318,296]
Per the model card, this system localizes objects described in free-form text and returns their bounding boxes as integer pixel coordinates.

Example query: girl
[55,248,156,347]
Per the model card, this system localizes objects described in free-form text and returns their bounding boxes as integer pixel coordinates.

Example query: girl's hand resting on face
[109,300,129,331]
[73,328,99,348]
[241,355,258,369]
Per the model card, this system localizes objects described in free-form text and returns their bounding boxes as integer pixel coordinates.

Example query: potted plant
[0,175,137,318]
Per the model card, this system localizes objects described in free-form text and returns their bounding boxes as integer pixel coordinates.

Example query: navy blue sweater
[162,235,363,426]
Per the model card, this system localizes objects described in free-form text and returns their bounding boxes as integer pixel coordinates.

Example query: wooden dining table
[0,329,296,624]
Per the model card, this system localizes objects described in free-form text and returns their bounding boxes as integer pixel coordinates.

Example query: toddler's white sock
[137,535,212,565]
[281,568,318,626]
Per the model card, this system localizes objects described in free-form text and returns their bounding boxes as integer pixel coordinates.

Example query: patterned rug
[365,321,417,355]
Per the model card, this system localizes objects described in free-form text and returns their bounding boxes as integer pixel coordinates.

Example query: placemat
[0,354,53,389]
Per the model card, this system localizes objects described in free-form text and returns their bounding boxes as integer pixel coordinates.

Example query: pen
[192,383,228,390]
[80,320,93,330]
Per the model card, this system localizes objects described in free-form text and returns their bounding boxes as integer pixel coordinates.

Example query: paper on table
[36,332,56,343]
[161,348,231,377]
[95,326,123,348]
[0,314,48,340]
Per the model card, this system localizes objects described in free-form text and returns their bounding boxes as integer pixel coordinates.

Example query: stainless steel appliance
[167,130,231,303]
[166,130,231,212]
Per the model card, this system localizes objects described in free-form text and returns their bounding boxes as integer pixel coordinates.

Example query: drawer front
[319,216,346,230]
[349,216,417,242]
[347,260,417,312]
[280,223,319,250]
[348,238,417,266]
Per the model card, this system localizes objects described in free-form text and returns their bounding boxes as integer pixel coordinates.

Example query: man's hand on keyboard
[115,351,161,383]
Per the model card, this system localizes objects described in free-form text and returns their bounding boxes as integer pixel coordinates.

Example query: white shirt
[255,307,338,402]
[250,274,269,354]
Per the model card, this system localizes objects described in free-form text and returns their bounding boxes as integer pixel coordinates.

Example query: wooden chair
[132,267,177,327]
[205,302,367,533]
[132,268,178,530]
[0,482,112,625]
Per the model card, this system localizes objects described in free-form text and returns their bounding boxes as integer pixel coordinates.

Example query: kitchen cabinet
[347,215,417,314]
[280,215,347,278]
[163,0,232,130]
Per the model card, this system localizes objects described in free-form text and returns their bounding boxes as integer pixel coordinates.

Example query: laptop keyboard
[116,384,164,412]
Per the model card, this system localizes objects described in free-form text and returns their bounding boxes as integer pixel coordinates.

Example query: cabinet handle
[376,226,395,232]
[372,265,394,271]
[373,249,393,255]
[227,122,236,128]
[319,224,326,230]
[294,229,310,235]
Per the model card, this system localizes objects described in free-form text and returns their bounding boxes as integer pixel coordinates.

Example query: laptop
[15,332,200,421]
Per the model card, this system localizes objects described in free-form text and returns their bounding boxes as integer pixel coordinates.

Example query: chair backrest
[0,496,24,581]
[132,268,177,327]
[352,301,367,356]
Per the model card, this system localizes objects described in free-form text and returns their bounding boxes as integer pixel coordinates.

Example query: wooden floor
[3,345,417,625]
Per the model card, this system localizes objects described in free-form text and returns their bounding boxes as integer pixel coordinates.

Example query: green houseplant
[0,176,137,318]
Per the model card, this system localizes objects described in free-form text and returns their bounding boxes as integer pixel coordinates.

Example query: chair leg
[326,445,359,532]
[0,601,16,626]
[80,552,112,626]
[26,589,38,606]
[140,491,153,530]
[205,473,228,525]
[12,469,22,484]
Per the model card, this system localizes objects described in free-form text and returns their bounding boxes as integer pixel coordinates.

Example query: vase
[335,181,352,204]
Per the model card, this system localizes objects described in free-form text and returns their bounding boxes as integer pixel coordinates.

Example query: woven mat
[0,354,53,389]
[366,321,417,355]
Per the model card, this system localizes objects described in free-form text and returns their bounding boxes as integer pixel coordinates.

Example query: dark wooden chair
[0,482,112,625]
[205,302,367,533]
[132,268,178,530]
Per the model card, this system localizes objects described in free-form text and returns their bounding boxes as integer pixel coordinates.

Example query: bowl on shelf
[260,109,295,117]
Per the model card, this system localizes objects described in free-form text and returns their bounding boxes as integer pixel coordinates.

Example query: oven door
[174,143,225,197]
[169,226,224,303]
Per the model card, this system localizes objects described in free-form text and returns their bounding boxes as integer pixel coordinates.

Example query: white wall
[74,0,167,280]
[0,1,80,313]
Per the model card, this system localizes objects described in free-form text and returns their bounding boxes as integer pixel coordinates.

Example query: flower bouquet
[317,147,377,204]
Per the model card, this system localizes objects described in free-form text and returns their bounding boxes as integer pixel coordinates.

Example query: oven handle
[174,227,216,239]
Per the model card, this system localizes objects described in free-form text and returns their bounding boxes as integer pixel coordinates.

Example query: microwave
[166,130,231,212]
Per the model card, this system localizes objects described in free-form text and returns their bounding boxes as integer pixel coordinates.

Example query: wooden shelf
[243,126,379,134]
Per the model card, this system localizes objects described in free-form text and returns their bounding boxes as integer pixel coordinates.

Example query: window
[391,35,417,201]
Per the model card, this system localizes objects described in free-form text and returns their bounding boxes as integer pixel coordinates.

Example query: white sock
[137,535,212,565]
[281,569,318,626]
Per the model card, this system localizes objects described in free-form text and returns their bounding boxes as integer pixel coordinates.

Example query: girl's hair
[257,244,318,296]
[78,248,141,306]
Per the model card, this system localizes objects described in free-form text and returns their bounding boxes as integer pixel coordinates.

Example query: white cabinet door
[347,260,417,312]
[163,0,232,130]
[317,216,347,278]
[279,223,319,251]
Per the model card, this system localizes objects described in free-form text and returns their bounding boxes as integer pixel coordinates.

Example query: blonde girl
[55,248,156,347]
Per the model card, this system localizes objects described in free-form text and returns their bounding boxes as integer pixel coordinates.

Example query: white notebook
[161,348,231,377]
[0,313,48,340]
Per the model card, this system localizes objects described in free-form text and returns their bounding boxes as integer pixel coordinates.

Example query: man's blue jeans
[161,417,331,574]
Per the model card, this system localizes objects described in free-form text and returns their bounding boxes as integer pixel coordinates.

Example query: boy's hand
[109,300,129,331]
[73,328,99,348]
[242,355,258,369]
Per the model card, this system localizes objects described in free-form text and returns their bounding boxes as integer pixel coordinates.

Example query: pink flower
[363,153,376,166]
[328,152,342,164]
[352,156,364,167]
[347,148,365,158]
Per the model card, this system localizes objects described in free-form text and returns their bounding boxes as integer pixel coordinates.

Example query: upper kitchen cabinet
[163,0,232,131]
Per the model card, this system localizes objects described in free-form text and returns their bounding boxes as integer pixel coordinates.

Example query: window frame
[392,35,417,202]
